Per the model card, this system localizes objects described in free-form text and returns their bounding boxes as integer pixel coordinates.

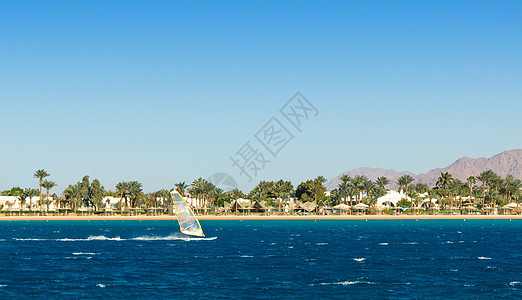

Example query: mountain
[326,167,414,191]
[327,149,522,191]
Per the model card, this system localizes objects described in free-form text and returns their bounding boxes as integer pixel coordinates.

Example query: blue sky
[1,1,522,192]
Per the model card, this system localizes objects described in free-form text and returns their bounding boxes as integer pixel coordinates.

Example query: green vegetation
[1,168,520,215]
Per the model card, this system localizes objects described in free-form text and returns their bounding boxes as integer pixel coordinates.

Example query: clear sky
[2,1,522,193]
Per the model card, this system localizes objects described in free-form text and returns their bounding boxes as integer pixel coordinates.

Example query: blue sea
[0,219,521,299]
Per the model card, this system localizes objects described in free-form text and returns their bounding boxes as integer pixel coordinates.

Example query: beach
[1,214,521,221]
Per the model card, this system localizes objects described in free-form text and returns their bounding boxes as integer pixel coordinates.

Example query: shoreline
[0,214,521,221]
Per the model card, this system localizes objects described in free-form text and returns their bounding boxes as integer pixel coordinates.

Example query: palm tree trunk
[120,192,124,214]
[39,179,43,214]
[482,183,486,212]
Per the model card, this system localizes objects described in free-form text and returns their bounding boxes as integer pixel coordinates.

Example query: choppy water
[0,219,521,299]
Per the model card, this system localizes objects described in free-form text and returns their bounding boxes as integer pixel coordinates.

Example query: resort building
[376,190,439,209]
[0,196,54,211]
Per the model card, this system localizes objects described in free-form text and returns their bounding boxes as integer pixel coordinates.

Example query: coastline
[0,214,521,221]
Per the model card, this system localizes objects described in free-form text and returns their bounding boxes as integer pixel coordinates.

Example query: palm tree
[33,169,50,214]
[190,177,207,213]
[312,176,327,213]
[26,188,39,214]
[406,189,419,214]
[375,176,389,190]
[361,179,375,202]
[210,187,224,210]
[436,172,453,209]
[351,175,368,204]
[115,181,130,213]
[273,180,287,212]
[17,190,28,215]
[127,181,143,212]
[466,176,476,205]
[42,180,57,209]
[338,175,351,205]
[175,181,189,197]
[426,189,439,213]
[228,188,243,215]
[397,175,415,195]
[477,170,495,211]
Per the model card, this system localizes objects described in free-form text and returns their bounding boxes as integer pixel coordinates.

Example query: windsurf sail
[170,190,205,237]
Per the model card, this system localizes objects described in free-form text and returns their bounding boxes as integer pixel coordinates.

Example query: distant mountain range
[327,149,522,191]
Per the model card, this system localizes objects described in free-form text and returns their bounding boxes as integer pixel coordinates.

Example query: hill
[327,149,522,191]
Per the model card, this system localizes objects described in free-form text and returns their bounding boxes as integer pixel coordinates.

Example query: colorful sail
[170,190,205,237]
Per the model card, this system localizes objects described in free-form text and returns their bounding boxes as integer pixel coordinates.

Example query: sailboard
[170,190,205,238]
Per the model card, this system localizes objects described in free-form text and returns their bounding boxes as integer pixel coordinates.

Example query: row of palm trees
[4,168,521,215]
[327,170,522,213]
[8,170,58,214]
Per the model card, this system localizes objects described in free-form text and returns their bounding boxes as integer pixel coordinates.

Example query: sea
[0,219,521,299]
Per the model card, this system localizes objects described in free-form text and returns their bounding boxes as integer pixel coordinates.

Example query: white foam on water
[353,258,366,262]
[316,243,328,246]
[317,280,377,286]
[445,241,454,244]
[379,243,388,246]
[72,252,98,255]
[57,236,124,241]
[509,281,521,286]
[16,234,216,243]
[96,284,106,288]
[478,257,492,260]
[0,285,6,288]
[239,255,253,258]
[134,235,217,241]
[132,235,183,241]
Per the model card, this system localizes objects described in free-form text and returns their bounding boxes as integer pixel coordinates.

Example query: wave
[478,257,492,260]
[132,235,184,241]
[316,280,377,286]
[379,243,388,246]
[13,234,216,242]
[509,281,521,286]
[72,252,98,255]
[58,236,124,241]
[353,258,366,262]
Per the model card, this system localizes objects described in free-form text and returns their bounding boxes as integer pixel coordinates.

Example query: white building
[0,196,53,211]
[376,190,438,208]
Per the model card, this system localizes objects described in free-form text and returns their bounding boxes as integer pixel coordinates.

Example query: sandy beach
[0,214,521,221]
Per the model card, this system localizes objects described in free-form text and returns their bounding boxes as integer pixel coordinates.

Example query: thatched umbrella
[299,202,317,214]
[239,201,253,215]
[287,201,298,215]
[334,203,350,214]
[463,205,478,215]
[255,200,270,215]
[352,203,369,215]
